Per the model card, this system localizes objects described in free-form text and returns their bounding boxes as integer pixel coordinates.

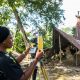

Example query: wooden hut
[52,27,80,66]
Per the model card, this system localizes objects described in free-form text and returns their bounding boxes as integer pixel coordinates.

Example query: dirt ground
[20,57,80,80]
[44,63,80,80]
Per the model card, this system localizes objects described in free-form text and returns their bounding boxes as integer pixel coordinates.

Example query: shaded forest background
[0,0,76,53]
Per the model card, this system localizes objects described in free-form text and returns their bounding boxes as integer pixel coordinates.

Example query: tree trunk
[12,8,29,47]
[7,0,29,47]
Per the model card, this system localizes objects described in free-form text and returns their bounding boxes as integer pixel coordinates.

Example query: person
[0,26,43,80]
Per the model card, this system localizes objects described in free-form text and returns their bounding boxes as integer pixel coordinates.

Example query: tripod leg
[40,62,48,80]
[32,66,38,80]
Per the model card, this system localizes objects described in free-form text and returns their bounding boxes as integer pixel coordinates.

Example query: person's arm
[16,47,30,63]
[20,50,43,80]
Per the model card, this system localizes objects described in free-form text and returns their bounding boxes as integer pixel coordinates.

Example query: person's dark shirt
[0,51,23,80]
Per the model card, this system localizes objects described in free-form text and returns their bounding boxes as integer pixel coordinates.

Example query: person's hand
[35,50,43,61]
[23,46,31,55]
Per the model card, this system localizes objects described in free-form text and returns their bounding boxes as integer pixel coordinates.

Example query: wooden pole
[59,35,62,63]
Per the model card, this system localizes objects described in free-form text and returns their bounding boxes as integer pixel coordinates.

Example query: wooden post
[75,11,80,40]
[59,35,62,63]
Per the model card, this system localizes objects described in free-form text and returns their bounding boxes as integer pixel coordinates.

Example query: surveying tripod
[29,35,48,80]
[39,60,48,80]
[30,60,48,80]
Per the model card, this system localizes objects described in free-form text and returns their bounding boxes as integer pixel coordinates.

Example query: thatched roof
[53,27,80,53]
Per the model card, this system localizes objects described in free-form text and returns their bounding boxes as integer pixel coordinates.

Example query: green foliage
[23,0,64,26]
[7,0,24,7]
[61,27,73,35]
[61,26,77,36]
[72,27,76,36]
[0,1,11,25]
[23,0,64,48]
[7,0,15,7]
[14,30,25,53]
[0,0,64,49]
[43,31,52,48]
